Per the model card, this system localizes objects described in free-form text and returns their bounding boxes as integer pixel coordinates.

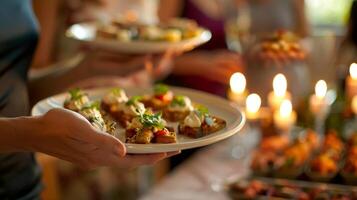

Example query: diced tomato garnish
[155,91,173,103]
[154,129,169,137]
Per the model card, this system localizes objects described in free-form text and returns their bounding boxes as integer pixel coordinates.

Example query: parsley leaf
[110,88,123,95]
[138,112,164,129]
[154,84,169,95]
[195,105,209,116]
[69,88,85,100]
[126,96,142,106]
[171,95,186,107]
[81,101,100,111]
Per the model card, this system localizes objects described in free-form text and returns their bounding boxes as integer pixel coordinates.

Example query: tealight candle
[352,96,357,115]
[228,72,247,105]
[273,99,297,131]
[346,63,357,99]
[268,74,292,110]
[309,80,329,117]
[245,93,261,120]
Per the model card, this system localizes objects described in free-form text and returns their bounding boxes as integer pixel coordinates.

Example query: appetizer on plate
[178,106,226,138]
[64,88,90,112]
[125,112,176,144]
[163,95,193,122]
[101,88,128,112]
[79,102,116,134]
[102,89,145,128]
[141,84,173,110]
[96,18,203,42]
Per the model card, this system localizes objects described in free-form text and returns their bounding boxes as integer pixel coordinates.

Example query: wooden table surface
[140,126,260,200]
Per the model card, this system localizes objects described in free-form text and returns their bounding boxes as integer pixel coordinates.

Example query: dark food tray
[228,176,357,200]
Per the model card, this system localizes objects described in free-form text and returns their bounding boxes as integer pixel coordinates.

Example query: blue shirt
[0,0,42,199]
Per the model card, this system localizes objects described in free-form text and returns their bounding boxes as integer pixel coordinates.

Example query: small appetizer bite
[103,93,146,128]
[275,142,308,178]
[64,88,90,112]
[101,88,128,113]
[78,102,115,134]
[141,84,173,110]
[125,112,176,144]
[178,106,226,138]
[163,95,193,122]
[307,153,339,182]
[251,150,284,176]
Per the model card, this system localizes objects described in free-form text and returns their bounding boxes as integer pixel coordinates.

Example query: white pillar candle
[352,95,357,115]
[245,93,261,120]
[274,99,297,131]
[228,72,247,105]
[268,73,292,110]
[309,80,329,117]
[346,63,357,99]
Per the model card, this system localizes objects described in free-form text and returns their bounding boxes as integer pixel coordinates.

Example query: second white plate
[66,22,212,54]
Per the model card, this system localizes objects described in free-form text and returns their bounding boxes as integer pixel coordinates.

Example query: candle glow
[273,74,287,97]
[230,72,246,94]
[350,63,357,79]
[315,80,327,99]
[352,96,357,114]
[246,93,261,113]
[279,99,292,118]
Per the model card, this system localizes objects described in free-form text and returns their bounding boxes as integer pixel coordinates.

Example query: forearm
[172,52,209,76]
[0,116,42,152]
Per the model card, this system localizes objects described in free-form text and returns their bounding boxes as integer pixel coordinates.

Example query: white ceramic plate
[66,22,212,54]
[32,87,245,154]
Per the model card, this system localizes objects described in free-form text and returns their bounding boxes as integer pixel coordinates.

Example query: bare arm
[0,116,40,152]
[0,109,176,169]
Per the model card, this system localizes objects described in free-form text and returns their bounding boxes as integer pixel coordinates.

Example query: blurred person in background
[0,1,180,199]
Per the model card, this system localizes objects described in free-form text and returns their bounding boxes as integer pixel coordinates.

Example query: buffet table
[141,126,260,200]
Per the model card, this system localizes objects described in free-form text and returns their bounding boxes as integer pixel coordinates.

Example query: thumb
[88,130,126,157]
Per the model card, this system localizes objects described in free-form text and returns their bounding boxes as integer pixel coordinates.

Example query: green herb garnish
[69,88,85,100]
[138,112,164,129]
[171,95,186,107]
[110,88,123,96]
[81,101,100,111]
[195,105,209,117]
[154,84,169,95]
[126,96,142,106]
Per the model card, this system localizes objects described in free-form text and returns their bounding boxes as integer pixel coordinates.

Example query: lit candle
[245,93,261,120]
[309,80,329,116]
[228,72,247,105]
[352,95,357,115]
[346,63,357,99]
[268,74,292,110]
[273,99,297,131]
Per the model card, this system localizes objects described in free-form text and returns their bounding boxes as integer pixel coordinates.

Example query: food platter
[32,86,245,154]
[224,175,357,199]
[66,22,212,54]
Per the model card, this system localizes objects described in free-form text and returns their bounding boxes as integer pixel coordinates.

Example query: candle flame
[246,93,261,113]
[230,72,246,94]
[273,73,287,97]
[350,63,357,79]
[279,99,292,117]
[352,96,357,114]
[315,80,327,98]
